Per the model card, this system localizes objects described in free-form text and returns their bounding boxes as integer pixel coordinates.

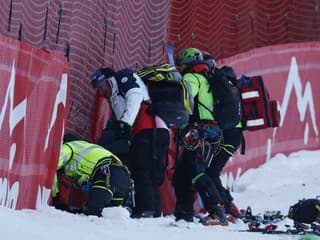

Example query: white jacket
[107,69,168,131]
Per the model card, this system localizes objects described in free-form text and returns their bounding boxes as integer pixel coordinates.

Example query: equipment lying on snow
[239,206,320,236]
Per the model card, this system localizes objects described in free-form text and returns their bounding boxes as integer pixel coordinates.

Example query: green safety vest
[52,141,123,197]
[183,73,214,121]
[183,73,242,128]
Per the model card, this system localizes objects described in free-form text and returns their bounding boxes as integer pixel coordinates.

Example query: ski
[237,227,320,236]
[238,206,320,236]
[236,220,318,235]
[167,42,175,66]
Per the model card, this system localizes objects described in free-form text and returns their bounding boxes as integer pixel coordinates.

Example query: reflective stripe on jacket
[52,141,122,197]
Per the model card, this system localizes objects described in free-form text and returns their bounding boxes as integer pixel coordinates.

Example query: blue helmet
[91,67,115,88]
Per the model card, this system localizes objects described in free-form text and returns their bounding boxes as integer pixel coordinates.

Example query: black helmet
[203,52,216,69]
[63,133,81,143]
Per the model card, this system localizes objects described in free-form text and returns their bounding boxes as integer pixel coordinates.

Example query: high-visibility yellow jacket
[52,140,123,197]
[183,72,242,128]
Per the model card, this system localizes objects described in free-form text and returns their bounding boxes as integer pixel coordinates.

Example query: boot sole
[202,221,229,226]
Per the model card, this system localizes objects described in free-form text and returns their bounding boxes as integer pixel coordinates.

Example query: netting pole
[148,39,152,64]
[284,13,289,31]
[191,32,195,47]
[112,28,118,68]
[162,38,166,55]
[312,5,318,30]
[220,46,224,64]
[56,3,64,45]
[7,0,13,32]
[235,15,239,32]
[103,19,109,58]
[112,28,117,54]
[18,24,22,41]
[43,1,50,47]
[266,14,270,32]
[65,42,70,62]
[176,34,181,53]
[250,10,254,33]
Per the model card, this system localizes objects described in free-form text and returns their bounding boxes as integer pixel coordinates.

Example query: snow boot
[175,210,194,222]
[200,205,228,226]
[131,210,154,218]
[174,202,195,222]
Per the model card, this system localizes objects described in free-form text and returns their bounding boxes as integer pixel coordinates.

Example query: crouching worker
[51,135,131,217]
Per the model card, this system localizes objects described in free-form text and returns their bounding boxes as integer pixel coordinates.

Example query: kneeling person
[51,137,131,217]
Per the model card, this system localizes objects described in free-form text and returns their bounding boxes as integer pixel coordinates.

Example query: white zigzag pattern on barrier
[280,56,318,137]
[0,61,27,171]
[0,62,67,209]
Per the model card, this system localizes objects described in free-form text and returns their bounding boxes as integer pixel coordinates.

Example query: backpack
[239,75,280,131]
[203,66,242,130]
[288,198,320,224]
[138,64,194,128]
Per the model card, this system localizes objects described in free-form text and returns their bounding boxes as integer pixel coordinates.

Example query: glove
[116,120,132,140]
[99,119,132,157]
[202,125,222,144]
[81,181,91,196]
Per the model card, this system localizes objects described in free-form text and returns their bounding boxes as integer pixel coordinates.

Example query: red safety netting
[167,0,320,61]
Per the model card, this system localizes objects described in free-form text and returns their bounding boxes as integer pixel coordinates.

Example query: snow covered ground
[0,149,319,240]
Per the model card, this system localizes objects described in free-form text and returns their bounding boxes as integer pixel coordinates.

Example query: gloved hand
[202,125,222,144]
[116,120,132,140]
[81,181,91,196]
[202,124,222,157]
[99,118,132,157]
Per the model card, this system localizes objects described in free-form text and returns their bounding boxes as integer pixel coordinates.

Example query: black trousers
[206,128,243,210]
[129,128,170,216]
[85,164,131,217]
[172,128,242,216]
[172,146,222,216]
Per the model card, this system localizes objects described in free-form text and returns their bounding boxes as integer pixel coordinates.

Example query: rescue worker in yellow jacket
[51,135,131,217]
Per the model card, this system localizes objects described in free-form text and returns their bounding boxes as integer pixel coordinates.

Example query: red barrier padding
[0,35,69,209]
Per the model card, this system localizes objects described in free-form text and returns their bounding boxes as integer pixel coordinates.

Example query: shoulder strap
[192,73,214,115]
[198,100,214,116]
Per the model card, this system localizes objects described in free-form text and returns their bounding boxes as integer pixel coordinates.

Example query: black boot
[174,202,194,222]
